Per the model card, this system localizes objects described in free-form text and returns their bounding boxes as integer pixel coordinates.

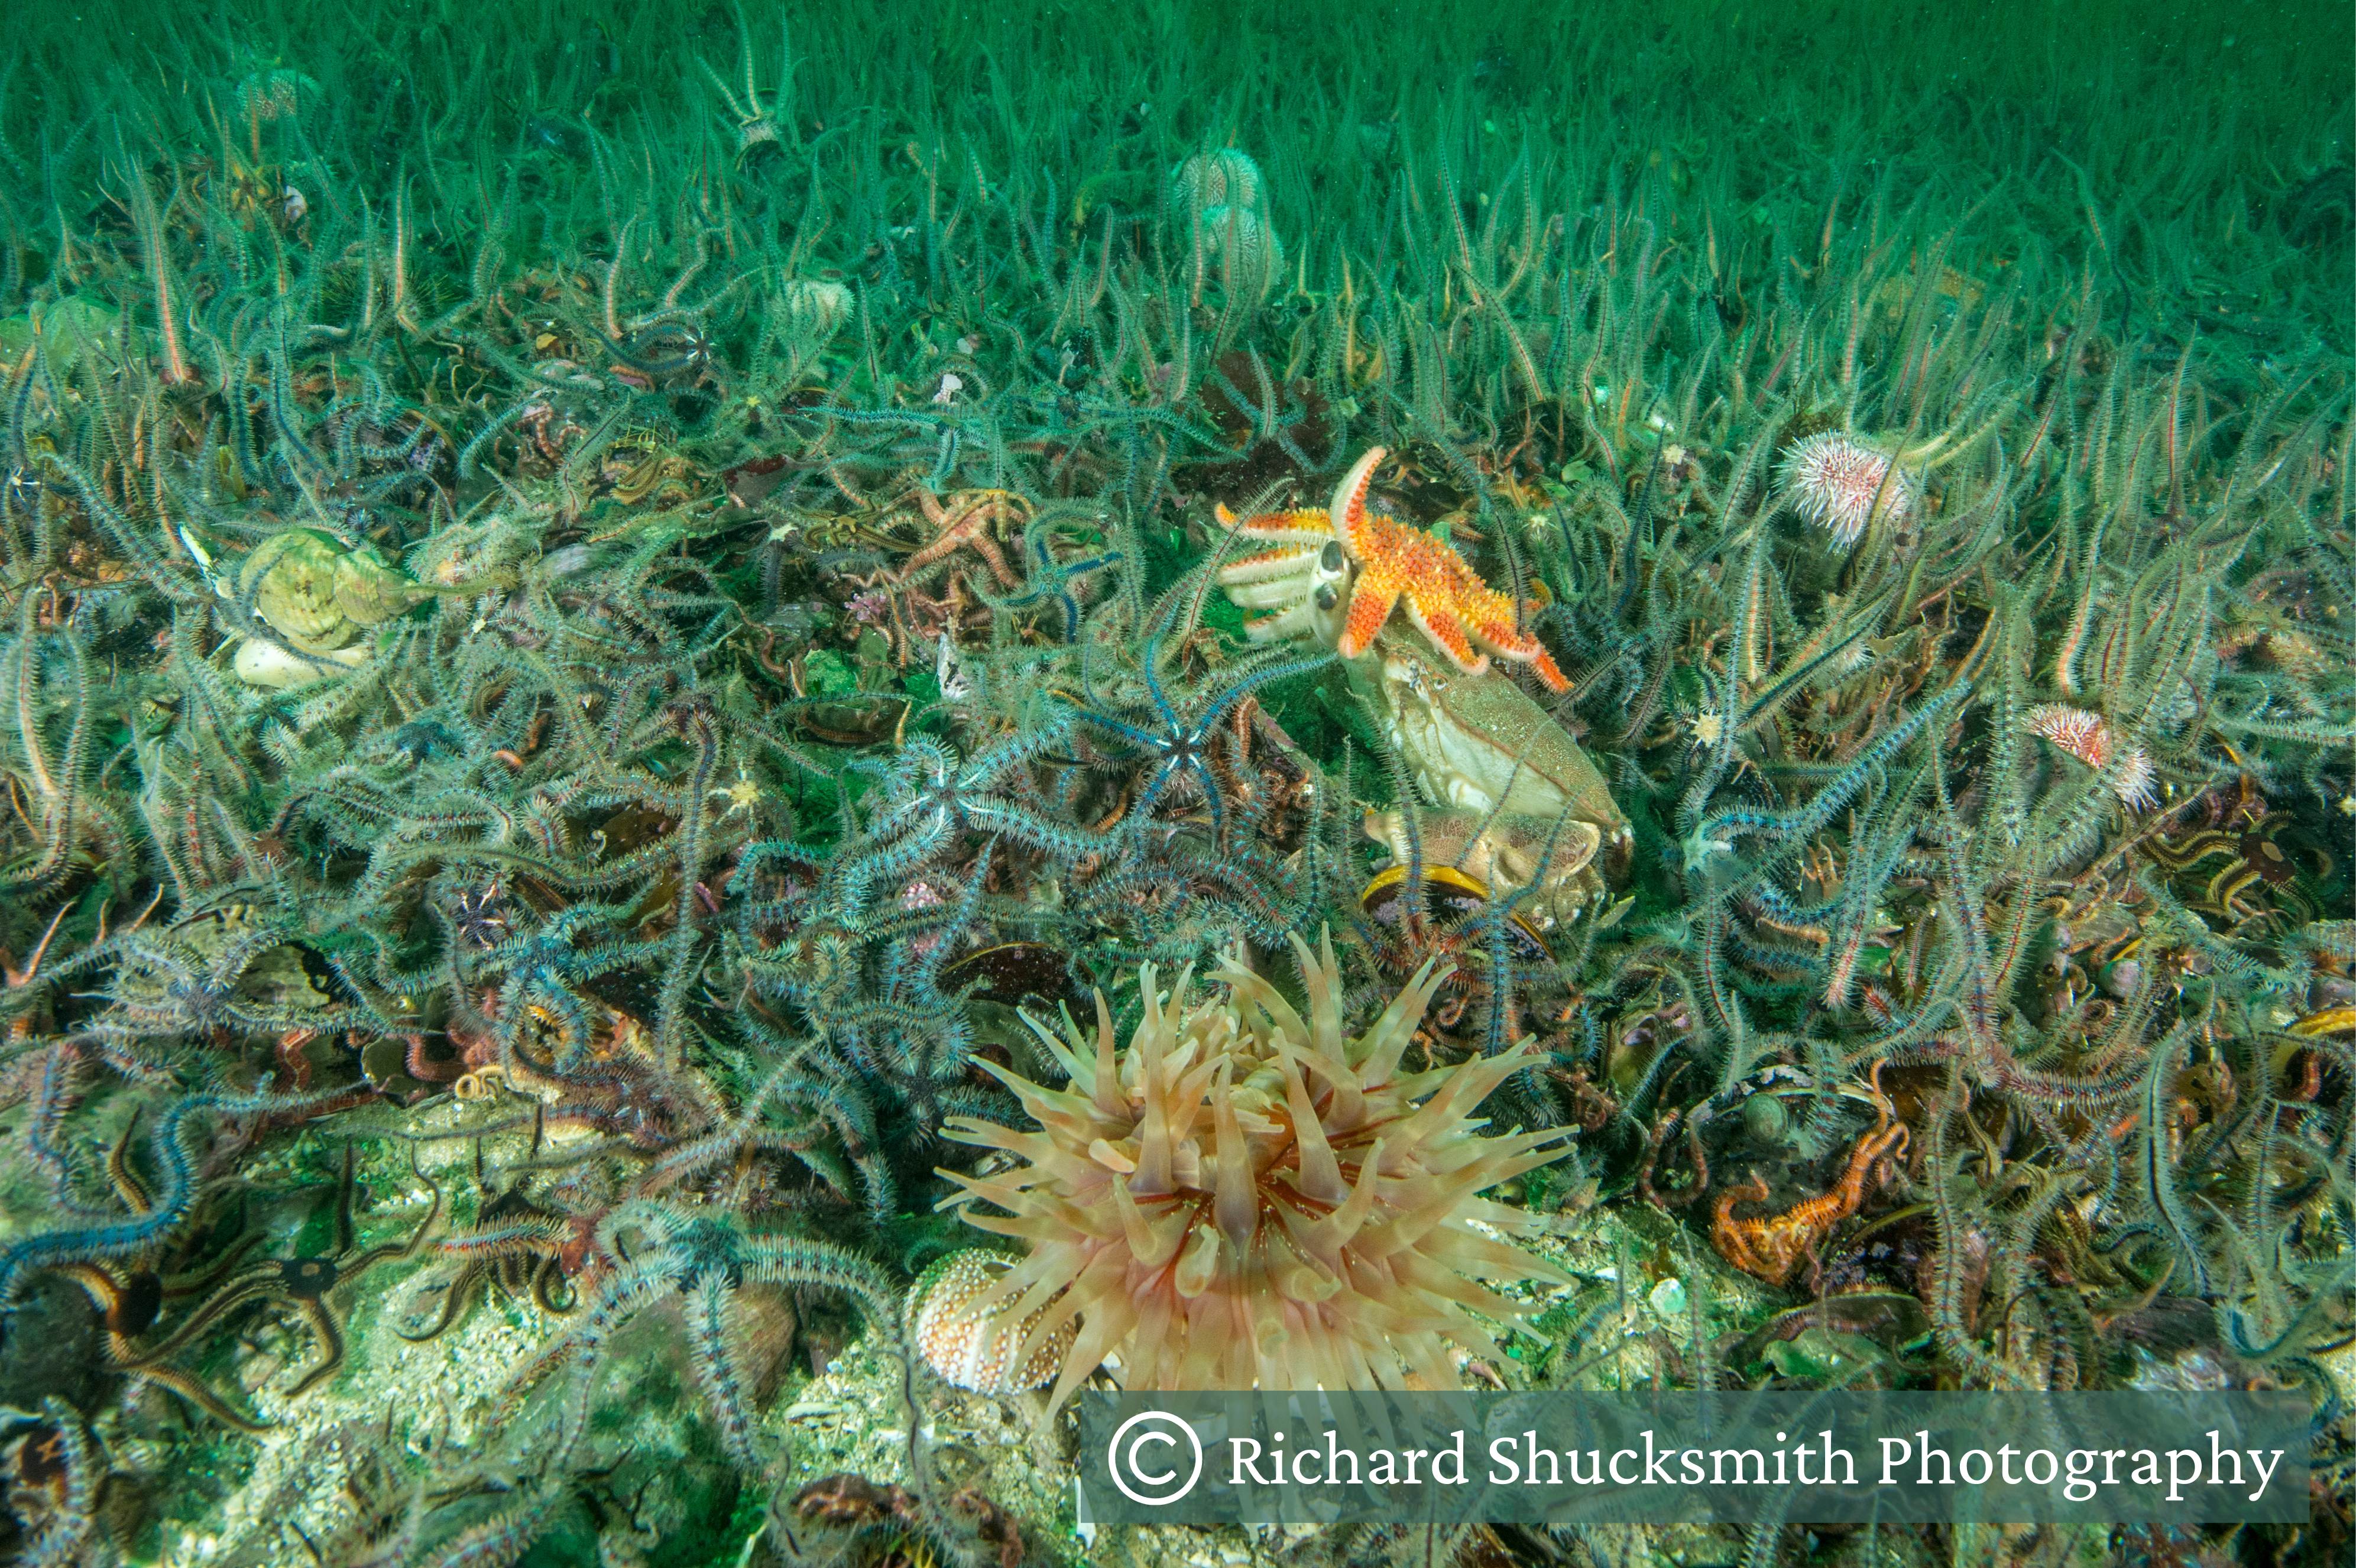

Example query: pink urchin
[1778,432,1914,549]
[2023,702,2108,764]
[2024,703,2156,811]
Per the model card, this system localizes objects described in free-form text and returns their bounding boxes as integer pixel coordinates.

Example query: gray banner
[1076,1392,2310,1525]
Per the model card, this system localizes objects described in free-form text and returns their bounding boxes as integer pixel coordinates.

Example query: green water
[0,2,2348,1564]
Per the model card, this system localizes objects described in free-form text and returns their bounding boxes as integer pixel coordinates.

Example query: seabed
[0,1,2348,1564]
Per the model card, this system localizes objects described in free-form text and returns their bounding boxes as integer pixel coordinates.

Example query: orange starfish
[1216,447,1567,692]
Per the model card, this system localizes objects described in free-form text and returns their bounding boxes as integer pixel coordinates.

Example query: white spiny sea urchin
[935,932,1572,1410]
[1778,430,1916,549]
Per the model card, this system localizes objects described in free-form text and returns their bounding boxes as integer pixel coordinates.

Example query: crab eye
[1315,584,1340,612]
[1320,540,1344,574]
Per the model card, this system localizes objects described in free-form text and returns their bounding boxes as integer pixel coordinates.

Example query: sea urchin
[2024,702,2157,810]
[936,932,1572,1411]
[909,1249,1078,1394]
[1778,430,1916,549]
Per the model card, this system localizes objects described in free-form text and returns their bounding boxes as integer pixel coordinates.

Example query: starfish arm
[1328,446,1386,557]
[895,526,974,578]
[1401,598,1490,676]
[1465,615,1571,692]
[1337,578,1402,659]
[53,1262,129,1323]
[397,1264,487,1342]
[1072,710,1161,749]
[533,1260,578,1313]
[984,580,1051,610]
[1186,758,1230,845]
[895,494,1023,588]
[332,1146,357,1255]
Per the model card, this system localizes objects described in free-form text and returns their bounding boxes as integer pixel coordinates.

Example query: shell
[238,530,354,647]
[1352,630,1628,854]
[1742,1093,1792,1142]
[332,550,427,627]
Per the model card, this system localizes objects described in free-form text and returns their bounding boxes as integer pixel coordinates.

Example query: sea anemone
[1778,431,1916,549]
[2024,702,2157,810]
[936,932,1572,1411]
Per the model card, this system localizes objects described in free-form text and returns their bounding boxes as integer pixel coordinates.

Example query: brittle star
[60,1144,442,1428]
[984,515,1121,641]
[890,488,1026,591]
